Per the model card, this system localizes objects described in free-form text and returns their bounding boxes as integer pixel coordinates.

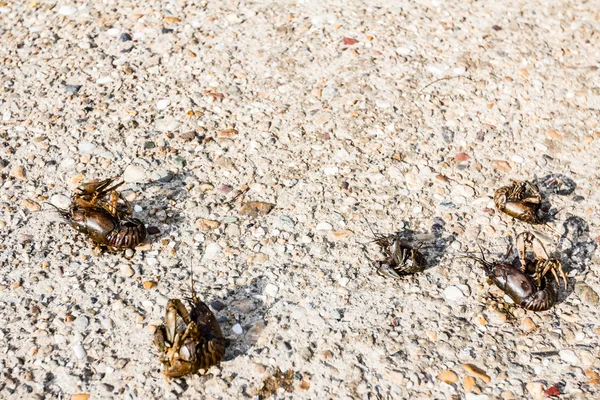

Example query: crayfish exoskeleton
[467,233,567,312]
[53,177,147,250]
[375,235,426,278]
[154,272,225,378]
[494,180,543,224]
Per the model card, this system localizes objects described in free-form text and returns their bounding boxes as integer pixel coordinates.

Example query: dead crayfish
[374,234,426,278]
[52,177,147,250]
[494,180,543,224]
[154,267,225,378]
[466,233,567,312]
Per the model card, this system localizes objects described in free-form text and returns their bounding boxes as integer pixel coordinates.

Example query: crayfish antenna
[360,213,389,246]
[460,241,495,275]
[190,246,198,303]
[40,202,70,218]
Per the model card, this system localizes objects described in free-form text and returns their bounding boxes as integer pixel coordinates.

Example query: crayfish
[494,180,543,224]
[154,268,226,378]
[466,232,567,312]
[374,234,426,278]
[52,177,147,250]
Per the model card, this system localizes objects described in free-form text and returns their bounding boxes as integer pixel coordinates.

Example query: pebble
[155,117,179,132]
[58,5,77,15]
[313,112,332,126]
[64,84,82,95]
[491,160,511,172]
[60,157,76,168]
[275,215,295,231]
[156,99,171,110]
[71,394,91,400]
[575,283,599,305]
[96,76,112,84]
[119,32,132,42]
[526,382,544,400]
[23,199,41,211]
[246,321,266,344]
[436,370,458,384]
[464,376,476,392]
[511,155,524,163]
[291,307,307,320]
[546,130,562,140]
[74,316,89,330]
[323,166,338,175]
[316,222,333,231]
[9,166,25,179]
[123,164,146,183]
[72,345,86,360]
[54,335,67,345]
[119,264,135,277]
[218,129,239,137]
[231,300,255,313]
[585,369,600,385]
[443,286,465,301]
[151,170,174,182]
[559,349,579,364]
[101,318,114,330]
[142,281,156,289]
[465,395,489,400]
[196,218,220,231]
[78,142,95,153]
[239,201,274,217]
[463,364,491,383]
[232,324,243,335]
[204,242,222,259]
[522,317,536,332]
[264,283,279,297]
[455,153,470,162]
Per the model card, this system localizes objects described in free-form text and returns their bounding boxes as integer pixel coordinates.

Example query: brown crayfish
[467,232,567,312]
[52,177,147,250]
[494,180,543,224]
[154,272,226,378]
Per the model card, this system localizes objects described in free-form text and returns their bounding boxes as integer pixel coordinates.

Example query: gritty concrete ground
[1,0,599,399]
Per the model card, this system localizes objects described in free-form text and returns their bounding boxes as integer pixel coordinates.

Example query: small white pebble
[123,164,146,183]
[50,194,71,209]
[107,28,120,36]
[323,166,339,175]
[119,264,135,277]
[146,257,158,266]
[58,5,77,15]
[96,76,112,84]
[54,335,67,345]
[559,349,580,364]
[156,99,171,110]
[511,155,524,163]
[316,222,333,231]
[72,344,86,360]
[204,242,222,259]
[232,324,243,335]
[264,283,279,297]
[443,286,465,301]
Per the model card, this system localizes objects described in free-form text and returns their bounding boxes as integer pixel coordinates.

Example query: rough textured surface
[0,0,599,399]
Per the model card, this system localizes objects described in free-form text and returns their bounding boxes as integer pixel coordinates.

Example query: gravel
[1,0,599,399]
